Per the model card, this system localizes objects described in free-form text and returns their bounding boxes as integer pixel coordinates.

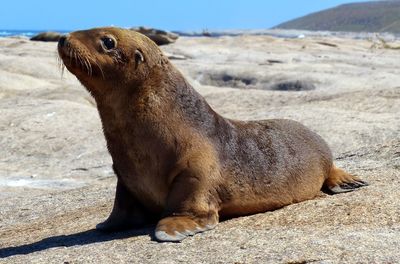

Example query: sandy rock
[0,33,399,263]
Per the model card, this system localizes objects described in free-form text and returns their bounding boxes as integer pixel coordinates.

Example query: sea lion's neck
[92,63,229,150]
[94,64,214,120]
[152,64,225,130]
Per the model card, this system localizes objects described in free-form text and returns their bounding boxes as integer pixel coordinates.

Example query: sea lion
[58,27,368,242]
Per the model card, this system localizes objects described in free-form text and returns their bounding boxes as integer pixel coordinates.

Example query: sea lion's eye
[101,37,116,50]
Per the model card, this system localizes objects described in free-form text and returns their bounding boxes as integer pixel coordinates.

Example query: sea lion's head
[58,27,168,94]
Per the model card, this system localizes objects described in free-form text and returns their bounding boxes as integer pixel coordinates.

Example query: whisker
[85,57,92,76]
[77,53,85,72]
[86,57,93,77]
[56,55,65,78]
[74,51,80,67]
[61,64,65,78]
[83,57,90,76]
[78,53,89,76]
[94,60,105,80]
[77,53,86,74]
[75,52,79,66]
[68,49,73,65]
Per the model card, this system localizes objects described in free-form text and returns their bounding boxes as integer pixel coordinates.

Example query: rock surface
[0,33,399,263]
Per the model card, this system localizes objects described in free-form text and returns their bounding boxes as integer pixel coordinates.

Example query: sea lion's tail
[322,165,368,194]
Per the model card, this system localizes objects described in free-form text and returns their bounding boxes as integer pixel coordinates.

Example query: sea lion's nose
[58,35,67,47]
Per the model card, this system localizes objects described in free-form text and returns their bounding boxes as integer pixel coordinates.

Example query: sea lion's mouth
[57,36,103,78]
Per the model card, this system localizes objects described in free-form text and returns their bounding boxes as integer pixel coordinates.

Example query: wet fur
[58,27,367,242]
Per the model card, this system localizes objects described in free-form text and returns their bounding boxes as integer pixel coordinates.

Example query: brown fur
[58,27,368,242]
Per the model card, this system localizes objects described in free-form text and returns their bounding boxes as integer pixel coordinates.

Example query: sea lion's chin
[62,60,83,76]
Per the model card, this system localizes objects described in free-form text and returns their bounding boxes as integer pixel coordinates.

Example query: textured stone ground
[0,33,399,263]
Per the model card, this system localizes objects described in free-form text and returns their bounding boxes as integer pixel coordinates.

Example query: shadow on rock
[0,227,153,258]
[194,70,316,91]
[270,80,316,91]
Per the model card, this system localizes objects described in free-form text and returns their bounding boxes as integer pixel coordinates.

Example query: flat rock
[0,33,399,263]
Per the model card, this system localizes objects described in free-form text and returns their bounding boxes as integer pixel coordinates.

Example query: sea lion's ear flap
[135,50,144,66]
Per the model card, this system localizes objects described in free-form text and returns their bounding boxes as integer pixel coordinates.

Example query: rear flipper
[323,165,368,194]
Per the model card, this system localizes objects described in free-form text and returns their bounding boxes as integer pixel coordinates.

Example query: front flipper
[155,214,217,242]
[96,179,149,232]
[155,162,220,242]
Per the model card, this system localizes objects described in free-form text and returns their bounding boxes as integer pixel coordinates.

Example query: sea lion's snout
[57,33,97,80]
[58,35,67,47]
[57,35,71,57]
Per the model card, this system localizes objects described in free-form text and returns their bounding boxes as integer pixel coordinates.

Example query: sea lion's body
[58,27,367,242]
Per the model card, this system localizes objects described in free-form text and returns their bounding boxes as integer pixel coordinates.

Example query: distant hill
[275,1,400,33]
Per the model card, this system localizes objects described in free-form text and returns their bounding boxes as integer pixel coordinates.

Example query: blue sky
[1,0,368,31]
